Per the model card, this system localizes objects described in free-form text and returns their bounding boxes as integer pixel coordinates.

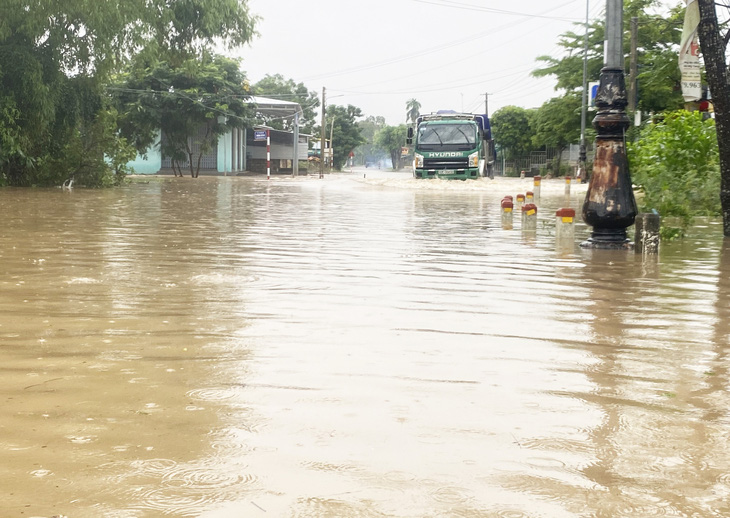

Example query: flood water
[2,171,729,518]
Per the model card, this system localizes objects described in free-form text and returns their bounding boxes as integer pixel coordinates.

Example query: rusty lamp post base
[580,67,638,249]
[580,230,633,249]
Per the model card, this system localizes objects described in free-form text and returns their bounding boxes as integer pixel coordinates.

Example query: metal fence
[494,144,595,177]
[161,124,218,170]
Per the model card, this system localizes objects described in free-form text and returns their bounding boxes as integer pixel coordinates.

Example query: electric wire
[409,0,582,22]
[301,0,578,82]
[106,85,318,125]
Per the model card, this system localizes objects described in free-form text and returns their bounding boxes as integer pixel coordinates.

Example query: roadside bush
[628,110,720,238]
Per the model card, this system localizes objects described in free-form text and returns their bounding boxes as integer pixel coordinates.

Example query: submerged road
[1,172,729,517]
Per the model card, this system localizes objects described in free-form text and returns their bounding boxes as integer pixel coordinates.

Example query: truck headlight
[414,153,424,168]
[468,152,479,168]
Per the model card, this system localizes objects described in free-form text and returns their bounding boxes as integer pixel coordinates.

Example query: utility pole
[293,111,300,177]
[581,0,638,248]
[578,0,590,183]
[484,92,489,115]
[320,87,325,179]
[628,16,639,113]
[329,116,335,172]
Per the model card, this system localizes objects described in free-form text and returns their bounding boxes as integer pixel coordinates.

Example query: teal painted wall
[126,133,161,174]
[217,130,230,174]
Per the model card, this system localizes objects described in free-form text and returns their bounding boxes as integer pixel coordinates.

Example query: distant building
[126,97,307,175]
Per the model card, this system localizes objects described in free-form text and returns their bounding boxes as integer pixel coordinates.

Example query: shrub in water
[628,110,720,238]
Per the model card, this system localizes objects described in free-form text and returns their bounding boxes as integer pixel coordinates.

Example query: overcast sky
[234,0,679,125]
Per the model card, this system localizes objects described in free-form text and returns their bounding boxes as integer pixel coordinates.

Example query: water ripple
[130,488,213,516]
[429,485,471,505]
[290,497,386,518]
[162,466,256,490]
[186,387,240,401]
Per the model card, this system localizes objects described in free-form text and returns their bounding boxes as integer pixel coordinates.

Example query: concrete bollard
[520,170,526,179]
[522,203,537,232]
[516,194,525,212]
[533,176,542,202]
[555,208,576,242]
[565,176,572,196]
[526,191,534,204]
[635,212,661,254]
[501,198,514,230]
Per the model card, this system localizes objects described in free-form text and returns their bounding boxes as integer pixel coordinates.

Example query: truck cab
[407,111,495,180]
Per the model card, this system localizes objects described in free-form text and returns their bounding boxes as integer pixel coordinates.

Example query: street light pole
[578,0,589,183]
[581,0,638,249]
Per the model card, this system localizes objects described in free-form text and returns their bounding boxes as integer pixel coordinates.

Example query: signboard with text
[679,0,701,101]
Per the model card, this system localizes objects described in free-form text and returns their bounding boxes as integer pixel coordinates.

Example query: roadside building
[126,96,307,176]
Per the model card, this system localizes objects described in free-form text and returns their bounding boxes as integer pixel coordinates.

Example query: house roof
[249,96,303,117]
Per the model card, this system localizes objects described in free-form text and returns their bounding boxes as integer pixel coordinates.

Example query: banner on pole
[679,0,701,102]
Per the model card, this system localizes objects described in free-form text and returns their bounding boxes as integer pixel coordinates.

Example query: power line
[409,0,583,22]
[301,0,578,82]
[335,6,573,93]
[300,28,499,82]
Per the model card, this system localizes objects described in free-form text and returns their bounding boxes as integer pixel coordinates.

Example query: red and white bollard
[522,203,537,232]
[516,194,525,212]
[555,208,576,241]
[533,175,541,202]
[526,191,534,204]
[266,129,271,180]
[501,198,514,229]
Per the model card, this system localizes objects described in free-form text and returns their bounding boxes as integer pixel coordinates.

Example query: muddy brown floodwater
[1,172,729,518]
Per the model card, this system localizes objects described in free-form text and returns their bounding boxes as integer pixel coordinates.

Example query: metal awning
[249,96,303,117]
[247,96,304,176]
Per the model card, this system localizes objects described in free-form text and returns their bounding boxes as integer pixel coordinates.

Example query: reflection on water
[1,174,729,517]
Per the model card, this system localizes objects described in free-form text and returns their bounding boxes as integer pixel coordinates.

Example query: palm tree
[406,98,421,124]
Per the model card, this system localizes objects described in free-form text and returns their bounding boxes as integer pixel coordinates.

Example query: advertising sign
[679,0,701,101]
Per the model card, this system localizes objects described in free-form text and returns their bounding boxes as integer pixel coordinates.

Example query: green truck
[407,111,495,180]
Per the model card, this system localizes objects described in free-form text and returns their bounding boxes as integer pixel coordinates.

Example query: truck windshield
[417,123,476,150]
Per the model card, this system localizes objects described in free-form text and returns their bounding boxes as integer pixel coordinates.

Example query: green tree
[374,125,408,170]
[357,115,387,165]
[147,0,258,57]
[0,0,257,75]
[321,104,366,170]
[628,110,720,236]
[0,41,133,186]
[532,0,684,113]
[0,0,257,186]
[406,99,421,124]
[253,74,319,135]
[114,53,253,178]
[490,106,535,160]
[532,94,582,174]
[532,19,605,93]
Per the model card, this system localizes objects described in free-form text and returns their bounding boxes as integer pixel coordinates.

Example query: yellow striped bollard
[555,208,576,242]
[501,198,514,230]
[516,193,525,211]
[522,203,537,232]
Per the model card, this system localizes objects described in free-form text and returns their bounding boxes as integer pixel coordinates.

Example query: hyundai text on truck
[407,111,495,180]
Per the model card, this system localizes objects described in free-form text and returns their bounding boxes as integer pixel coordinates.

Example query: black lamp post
[581,0,638,249]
